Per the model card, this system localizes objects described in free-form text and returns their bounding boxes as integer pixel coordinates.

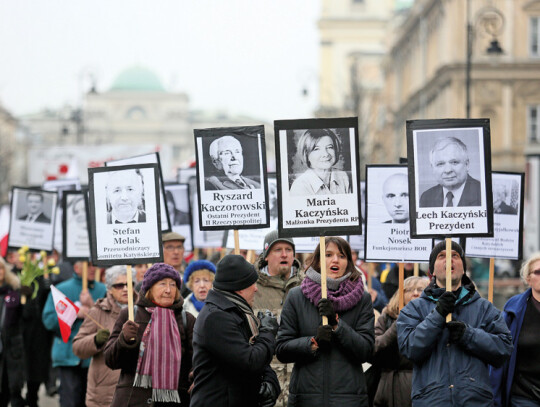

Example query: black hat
[214,254,258,291]
[429,241,466,274]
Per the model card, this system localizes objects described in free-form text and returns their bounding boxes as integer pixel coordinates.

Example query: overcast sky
[0,0,321,122]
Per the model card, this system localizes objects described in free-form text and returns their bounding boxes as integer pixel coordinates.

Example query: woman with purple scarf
[104,263,195,406]
[276,237,375,407]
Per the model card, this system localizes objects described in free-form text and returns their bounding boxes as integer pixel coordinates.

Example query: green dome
[110,66,165,92]
[395,0,414,11]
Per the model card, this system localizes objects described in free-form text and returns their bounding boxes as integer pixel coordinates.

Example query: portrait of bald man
[419,137,481,208]
[105,169,147,224]
[205,135,261,190]
[382,173,409,223]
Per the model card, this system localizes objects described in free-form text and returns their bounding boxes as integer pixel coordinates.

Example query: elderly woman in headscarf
[182,260,216,318]
[104,263,195,406]
[0,257,24,407]
[72,265,136,407]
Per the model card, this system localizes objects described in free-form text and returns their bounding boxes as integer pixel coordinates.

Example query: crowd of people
[0,230,538,407]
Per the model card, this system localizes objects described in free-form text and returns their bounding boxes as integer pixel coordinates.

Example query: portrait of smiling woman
[289,128,352,196]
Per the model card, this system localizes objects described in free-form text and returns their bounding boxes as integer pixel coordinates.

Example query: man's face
[216,138,243,178]
[432,249,464,289]
[431,144,469,190]
[236,282,258,307]
[27,194,43,215]
[382,174,409,222]
[265,242,294,278]
[106,171,143,222]
[163,240,185,270]
[74,262,97,281]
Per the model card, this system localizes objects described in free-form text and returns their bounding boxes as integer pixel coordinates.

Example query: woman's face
[404,283,424,305]
[134,264,148,282]
[307,136,336,170]
[526,259,540,295]
[325,242,348,279]
[110,275,129,304]
[191,272,213,302]
[149,277,177,307]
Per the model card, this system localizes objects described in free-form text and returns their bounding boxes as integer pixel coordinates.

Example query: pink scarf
[133,307,182,403]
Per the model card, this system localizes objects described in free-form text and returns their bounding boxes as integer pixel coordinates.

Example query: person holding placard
[72,266,137,407]
[397,241,512,406]
[42,262,106,407]
[373,276,429,407]
[490,253,540,407]
[162,232,190,298]
[104,263,195,406]
[289,129,351,196]
[276,237,374,406]
[206,135,261,190]
[419,137,481,208]
[190,254,280,407]
[182,260,216,318]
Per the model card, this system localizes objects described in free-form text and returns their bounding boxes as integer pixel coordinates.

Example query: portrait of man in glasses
[205,135,261,190]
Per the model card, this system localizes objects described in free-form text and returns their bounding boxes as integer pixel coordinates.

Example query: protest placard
[62,191,91,261]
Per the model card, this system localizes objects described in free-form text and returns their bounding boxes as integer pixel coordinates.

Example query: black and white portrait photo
[62,191,91,261]
[364,165,431,262]
[164,183,193,252]
[88,164,163,266]
[466,172,524,260]
[275,117,361,238]
[194,125,269,230]
[407,119,493,238]
[288,128,352,196]
[8,187,58,251]
[105,152,171,232]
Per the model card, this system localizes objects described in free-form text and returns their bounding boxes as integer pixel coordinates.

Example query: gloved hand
[20,285,34,298]
[258,381,278,407]
[435,291,457,317]
[94,328,110,347]
[258,310,278,337]
[317,298,338,326]
[315,325,333,351]
[121,320,139,343]
[446,321,466,344]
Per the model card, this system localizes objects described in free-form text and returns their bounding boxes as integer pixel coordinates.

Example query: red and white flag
[50,285,80,343]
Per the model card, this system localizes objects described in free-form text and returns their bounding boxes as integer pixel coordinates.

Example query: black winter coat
[190,290,279,407]
[276,286,375,407]
[103,296,195,407]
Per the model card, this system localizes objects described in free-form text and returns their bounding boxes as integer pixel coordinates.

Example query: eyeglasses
[405,287,424,294]
[164,245,184,252]
[530,270,540,276]
[111,283,128,290]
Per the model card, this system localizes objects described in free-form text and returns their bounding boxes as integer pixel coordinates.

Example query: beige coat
[72,292,126,407]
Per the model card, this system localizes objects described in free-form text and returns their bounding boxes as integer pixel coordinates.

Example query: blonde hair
[386,276,429,316]
[0,256,21,290]
[520,252,540,286]
[186,269,215,291]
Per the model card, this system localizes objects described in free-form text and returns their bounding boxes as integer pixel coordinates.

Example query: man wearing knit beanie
[191,255,280,407]
[253,230,302,407]
[396,241,512,406]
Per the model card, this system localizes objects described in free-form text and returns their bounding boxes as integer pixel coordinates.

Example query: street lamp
[465,0,504,118]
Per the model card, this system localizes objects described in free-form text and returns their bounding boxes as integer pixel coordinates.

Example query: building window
[529,105,540,142]
[531,17,540,56]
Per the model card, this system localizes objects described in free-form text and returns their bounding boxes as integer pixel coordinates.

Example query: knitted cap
[183,260,216,285]
[140,263,182,296]
[162,232,185,243]
[429,241,467,274]
[263,230,295,259]
[214,254,258,291]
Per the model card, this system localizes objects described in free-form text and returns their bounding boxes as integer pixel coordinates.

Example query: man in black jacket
[190,255,280,407]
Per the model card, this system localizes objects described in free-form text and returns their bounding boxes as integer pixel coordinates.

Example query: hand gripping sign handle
[320,236,328,326]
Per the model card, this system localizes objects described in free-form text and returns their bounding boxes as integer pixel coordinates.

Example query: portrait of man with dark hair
[205,135,260,190]
[18,191,51,223]
[419,136,481,208]
[105,169,146,224]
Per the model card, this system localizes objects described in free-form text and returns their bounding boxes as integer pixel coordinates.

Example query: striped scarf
[133,307,182,403]
[213,288,260,343]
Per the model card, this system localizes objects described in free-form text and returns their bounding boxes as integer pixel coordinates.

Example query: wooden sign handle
[398,263,405,310]
[320,236,328,326]
[82,261,88,292]
[234,230,240,255]
[488,257,495,303]
[127,265,134,321]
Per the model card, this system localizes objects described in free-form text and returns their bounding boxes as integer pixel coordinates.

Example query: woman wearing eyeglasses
[73,265,137,407]
[491,254,540,407]
[372,276,429,407]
